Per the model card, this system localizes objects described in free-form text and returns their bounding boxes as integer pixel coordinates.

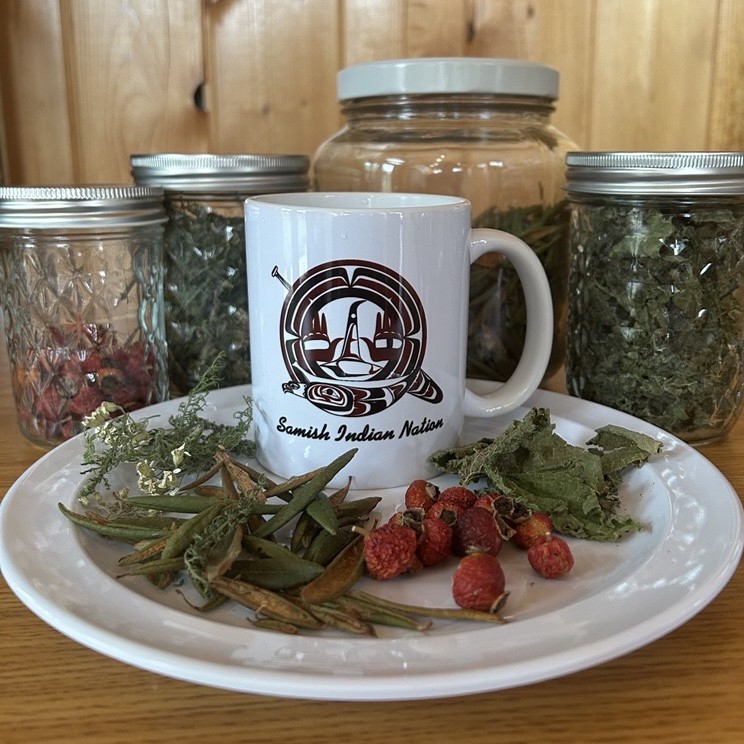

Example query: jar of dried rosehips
[130,153,310,395]
[0,185,169,448]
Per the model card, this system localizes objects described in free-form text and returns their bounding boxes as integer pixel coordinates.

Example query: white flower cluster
[82,402,152,449]
[136,443,190,497]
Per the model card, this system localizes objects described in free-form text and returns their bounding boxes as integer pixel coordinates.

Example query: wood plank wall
[0,0,742,185]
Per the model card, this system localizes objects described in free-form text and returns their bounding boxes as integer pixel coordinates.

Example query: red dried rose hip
[404,479,439,511]
[512,512,554,549]
[527,534,574,578]
[452,506,502,557]
[363,522,419,580]
[452,553,506,611]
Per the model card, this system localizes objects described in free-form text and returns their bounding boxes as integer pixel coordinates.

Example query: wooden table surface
[1,344,743,744]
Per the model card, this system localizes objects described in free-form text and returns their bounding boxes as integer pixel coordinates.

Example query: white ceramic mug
[245,192,552,489]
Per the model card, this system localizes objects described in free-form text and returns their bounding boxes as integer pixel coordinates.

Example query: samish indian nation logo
[272,259,442,417]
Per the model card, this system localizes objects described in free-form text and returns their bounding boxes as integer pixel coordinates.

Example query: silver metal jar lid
[130,153,310,194]
[565,151,744,195]
[0,185,166,229]
[337,57,559,101]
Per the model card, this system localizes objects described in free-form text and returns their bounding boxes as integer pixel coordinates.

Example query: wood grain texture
[463,0,595,149]
[0,0,742,183]
[590,0,718,150]
[207,0,340,155]
[343,0,406,65]
[709,0,744,149]
[60,0,207,183]
[0,324,743,743]
[0,0,73,184]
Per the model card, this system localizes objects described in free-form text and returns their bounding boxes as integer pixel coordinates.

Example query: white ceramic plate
[1,385,742,701]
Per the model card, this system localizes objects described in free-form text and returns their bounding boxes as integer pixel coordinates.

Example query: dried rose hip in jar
[15,323,163,445]
[0,185,169,447]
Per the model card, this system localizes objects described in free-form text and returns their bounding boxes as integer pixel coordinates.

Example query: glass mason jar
[0,185,169,448]
[131,153,310,395]
[313,57,578,382]
[565,152,744,444]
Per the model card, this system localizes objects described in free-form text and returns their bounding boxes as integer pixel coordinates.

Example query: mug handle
[463,228,554,418]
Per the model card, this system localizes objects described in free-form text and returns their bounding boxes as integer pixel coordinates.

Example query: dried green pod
[161,500,225,560]
[332,596,431,631]
[242,534,297,559]
[204,523,244,582]
[108,513,185,530]
[58,503,170,543]
[117,555,185,577]
[124,492,227,514]
[249,617,300,635]
[350,590,509,624]
[300,536,364,603]
[327,478,352,506]
[290,511,321,554]
[263,466,325,501]
[303,527,357,566]
[252,449,357,538]
[210,576,324,629]
[303,602,375,636]
[230,556,324,590]
[305,492,338,535]
[118,536,170,566]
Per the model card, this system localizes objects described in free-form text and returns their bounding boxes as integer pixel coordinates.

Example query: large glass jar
[313,57,578,382]
[131,153,310,395]
[0,185,169,448]
[565,152,744,444]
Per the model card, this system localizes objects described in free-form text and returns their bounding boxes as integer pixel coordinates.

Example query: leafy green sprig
[79,355,254,501]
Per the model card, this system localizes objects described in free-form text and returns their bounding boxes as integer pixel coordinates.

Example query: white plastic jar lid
[337,57,559,101]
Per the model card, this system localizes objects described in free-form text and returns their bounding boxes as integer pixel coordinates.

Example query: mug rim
[246,191,470,211]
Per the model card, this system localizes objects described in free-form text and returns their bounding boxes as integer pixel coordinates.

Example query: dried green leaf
[565,202,744,438]
[430,407,658,541]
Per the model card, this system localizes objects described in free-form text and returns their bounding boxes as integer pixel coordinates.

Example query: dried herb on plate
[78,354,254,501]
[429,407,661,541]
[566,202,744,441]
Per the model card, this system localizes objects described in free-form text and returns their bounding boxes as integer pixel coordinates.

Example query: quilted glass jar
[131,153,310,395]
[565,152,744,444]
[0,185,168,447]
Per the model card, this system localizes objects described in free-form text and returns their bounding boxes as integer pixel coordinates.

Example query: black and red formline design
[273,259,443,417]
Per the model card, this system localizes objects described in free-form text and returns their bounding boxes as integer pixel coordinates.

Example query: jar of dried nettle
[313,57,578,382]
[0,186,169,447]
[131,153,310,395]
[565,151,744,444]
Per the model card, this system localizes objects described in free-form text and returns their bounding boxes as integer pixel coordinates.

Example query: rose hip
[404,479,439,511]
[527,534,574,578]
[452,553,506,611]
[512,512,554,549]
[437,486,477,511]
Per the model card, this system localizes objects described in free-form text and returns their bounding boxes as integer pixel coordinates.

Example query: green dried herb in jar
[565,151,744,444]
[131,153,309,395]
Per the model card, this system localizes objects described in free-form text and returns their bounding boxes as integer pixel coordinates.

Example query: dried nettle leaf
[429,408,660,541]
[566,201,744,440]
